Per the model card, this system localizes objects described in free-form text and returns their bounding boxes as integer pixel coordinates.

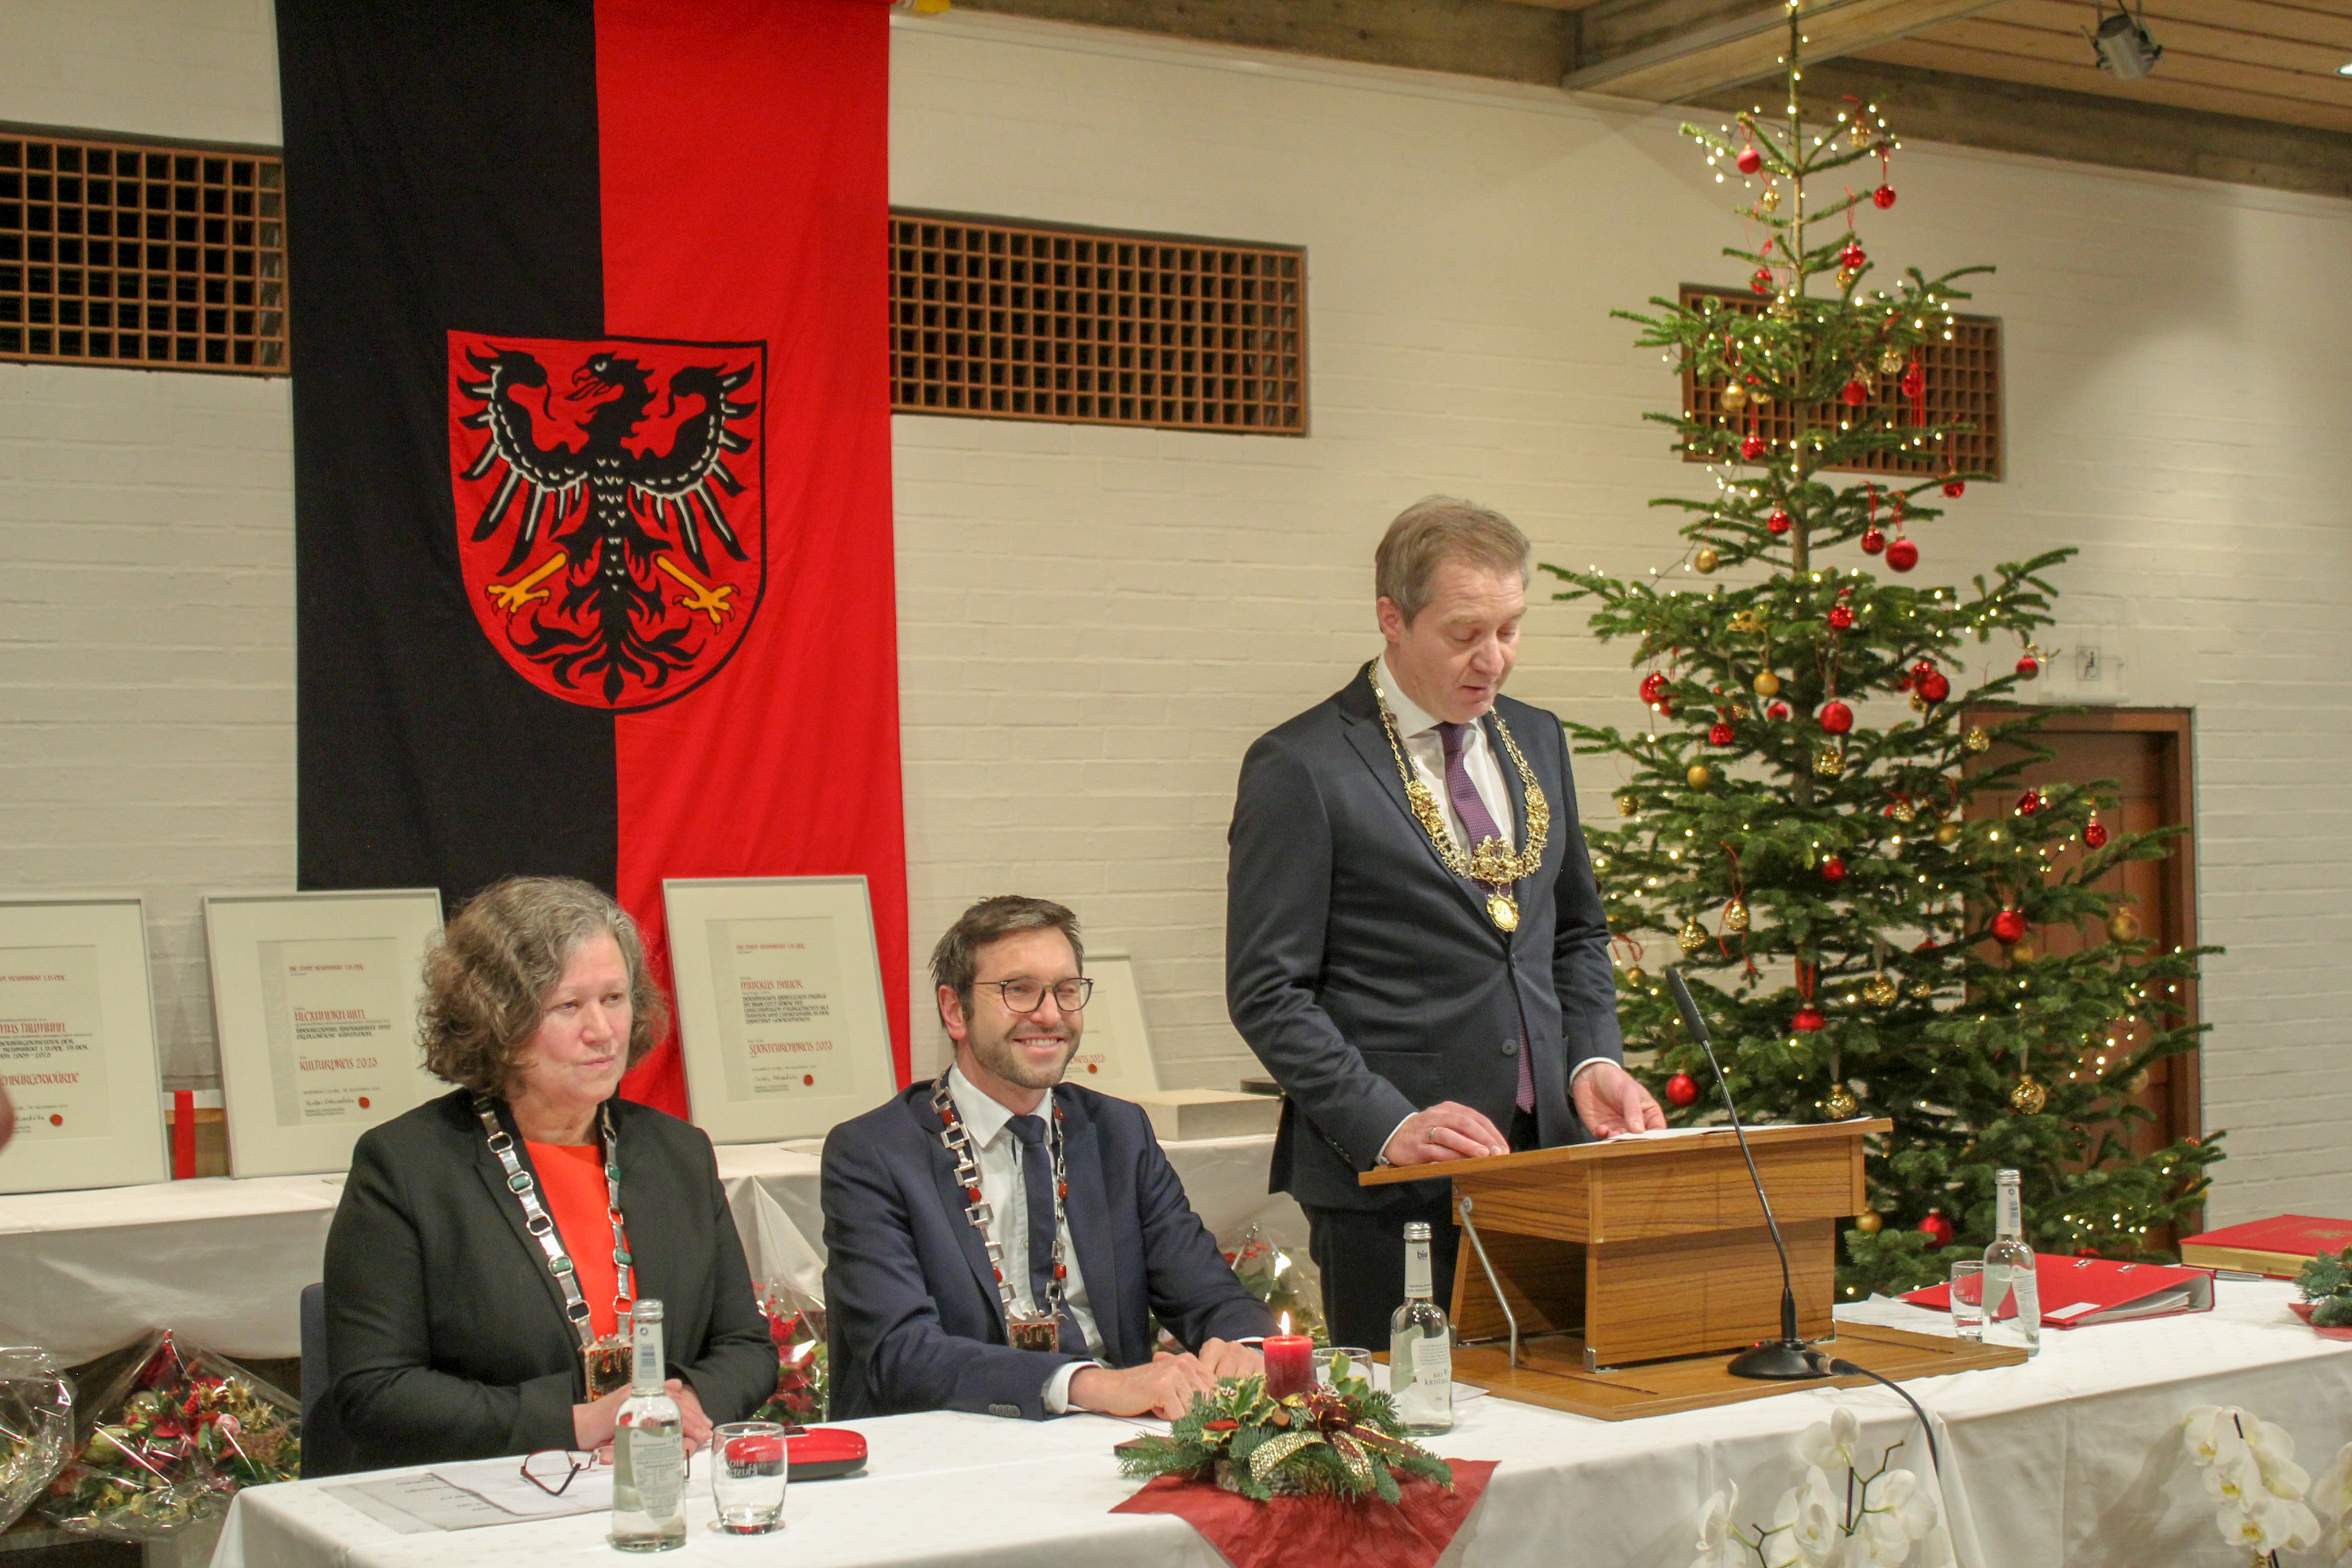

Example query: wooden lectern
[1361,1118,2026,1420]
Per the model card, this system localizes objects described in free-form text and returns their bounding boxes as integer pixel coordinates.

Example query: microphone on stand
[1666,966,1822,1381]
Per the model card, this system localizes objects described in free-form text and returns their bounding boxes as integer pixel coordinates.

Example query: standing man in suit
[824,896,1275,1421]
[1227,496,1664,1348]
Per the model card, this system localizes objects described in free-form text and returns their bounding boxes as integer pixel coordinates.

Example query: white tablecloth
[0,1135,1299,1363]
[207,1282,2352,1568]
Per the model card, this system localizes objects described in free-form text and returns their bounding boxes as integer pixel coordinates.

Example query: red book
[1904,1255,2214,1328]
[2179,1215,2352,1278]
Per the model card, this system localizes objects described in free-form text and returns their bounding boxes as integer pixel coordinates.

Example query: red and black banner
[278,0,908,1110]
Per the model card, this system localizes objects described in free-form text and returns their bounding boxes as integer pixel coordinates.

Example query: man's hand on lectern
[1382,1102,1509,1166]
[1574,1060,1668,1137]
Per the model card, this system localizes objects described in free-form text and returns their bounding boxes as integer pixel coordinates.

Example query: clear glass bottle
[1982,1169,2041,1357]
[1388,1222,1454,1435]
[609,1300,687,1551]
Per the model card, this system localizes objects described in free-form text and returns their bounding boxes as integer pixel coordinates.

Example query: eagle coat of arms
[445,331,767,711]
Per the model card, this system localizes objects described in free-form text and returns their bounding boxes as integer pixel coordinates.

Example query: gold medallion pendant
[1008,1314,1062,1353]
[1486,891,1520,932]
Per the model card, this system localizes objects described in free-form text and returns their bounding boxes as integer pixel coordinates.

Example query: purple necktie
[1438,721,1535,1113]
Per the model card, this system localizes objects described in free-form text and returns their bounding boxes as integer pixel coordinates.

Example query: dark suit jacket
[822,1081,1276,1421]
[1226,665,1625,1213]
[311,1089,777,1476]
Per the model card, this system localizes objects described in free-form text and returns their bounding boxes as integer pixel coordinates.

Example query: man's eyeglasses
[975,978,1093,1014]
[520,1449,603,1497]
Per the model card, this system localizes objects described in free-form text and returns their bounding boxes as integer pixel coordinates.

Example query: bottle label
[628,1424,684,1520]
[1997,1184,2020,1237]
[1411,1334,1451,1388]
[1404,1240,1432,1299]
[632,1321,664,1396]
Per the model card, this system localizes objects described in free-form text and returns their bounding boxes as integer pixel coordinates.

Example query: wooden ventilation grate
[0,130,288,375]
[1680,287,2001,479]
[891,210,1305,435]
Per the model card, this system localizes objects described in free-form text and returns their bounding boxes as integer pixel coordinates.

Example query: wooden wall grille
[891,211,1305,435]
[0,130,287,375]
[1680,287,2001,480]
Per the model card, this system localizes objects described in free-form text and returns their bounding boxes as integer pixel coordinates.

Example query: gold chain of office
[1368,660,1550,931]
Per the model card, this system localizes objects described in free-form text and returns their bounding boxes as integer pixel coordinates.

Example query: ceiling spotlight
[2338,61,2352,77]
[2087,2,2163,80]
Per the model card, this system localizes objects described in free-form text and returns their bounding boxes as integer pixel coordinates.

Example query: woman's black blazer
[310,1088,777,1476]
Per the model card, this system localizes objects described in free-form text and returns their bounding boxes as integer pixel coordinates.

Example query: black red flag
[277,0,908,1110]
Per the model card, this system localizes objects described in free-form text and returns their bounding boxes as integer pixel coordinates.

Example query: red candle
[1263,1334,1314,1399]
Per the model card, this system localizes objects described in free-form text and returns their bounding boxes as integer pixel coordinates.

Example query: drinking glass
[1949,1261,1987,1342]
[711,1422,787,1534]
[1314,1346,1374,1387]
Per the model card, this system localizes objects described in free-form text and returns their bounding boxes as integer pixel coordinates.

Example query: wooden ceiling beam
[1548,0,2012,99]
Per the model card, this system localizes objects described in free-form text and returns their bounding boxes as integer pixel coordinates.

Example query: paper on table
[431,1455,620,1518]
[325,1473,560,1534]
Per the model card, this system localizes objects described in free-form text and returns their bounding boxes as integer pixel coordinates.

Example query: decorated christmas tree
[1546,6,2219,1299]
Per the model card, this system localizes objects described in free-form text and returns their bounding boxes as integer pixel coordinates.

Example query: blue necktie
[1005,1113,1084,1352]
[1439,720,1535,1113]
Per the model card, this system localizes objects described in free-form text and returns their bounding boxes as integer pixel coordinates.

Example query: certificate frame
[0,895,168,1194]
[664,875,898,1144]
[203,888,447,1177]
[1064,951,1161,1098]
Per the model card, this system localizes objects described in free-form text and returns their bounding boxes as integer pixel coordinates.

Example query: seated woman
[310,877,776,1476]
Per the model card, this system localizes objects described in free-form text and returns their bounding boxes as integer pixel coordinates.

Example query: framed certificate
[1065,952,1160,1098]
[664,876,898,1144]
[203,889,447,1176]
[0,896,168,1194]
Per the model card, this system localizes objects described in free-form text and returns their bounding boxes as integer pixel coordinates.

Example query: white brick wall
[0,1,2343,1221]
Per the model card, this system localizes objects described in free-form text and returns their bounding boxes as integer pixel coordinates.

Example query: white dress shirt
[945,1066,1105,1412]
[1369,655,1607,1162]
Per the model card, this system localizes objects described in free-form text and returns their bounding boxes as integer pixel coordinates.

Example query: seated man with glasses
[822,895,1274,1420]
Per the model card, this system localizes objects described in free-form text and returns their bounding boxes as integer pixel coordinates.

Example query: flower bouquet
[41,1331,300,1540]
[1116,1358,1452,1504]
[0,1348,73,1533]
[1227,1226,1328,1347]
[751,1281,829,1425]
[2291,1245,2352,1332]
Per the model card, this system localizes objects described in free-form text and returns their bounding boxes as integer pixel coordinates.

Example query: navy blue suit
[821,1081,1276,1420]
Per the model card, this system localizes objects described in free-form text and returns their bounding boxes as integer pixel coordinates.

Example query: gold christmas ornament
[1723,898,1751,934]
[1676,917,1709,955]
[1906,982,1936,1002]
[1814,745,1845,778]
[1623,965,1648,989]
[1908,691,1929,714]
[1847,119,1874,149]
[2123,1068,2150,1095]
[2011,941,2036,964]
[1934,823,1960,846]
[1753,670,1781,696]
[1878,348,1905,375]
[1694,547,1720,573]
[1964,727,1991,753]
[1891,799,1917,823]
[1688,762,1713,788]
[1836,266,1858,291]
[1862,972,1899,1006]
[1720,381,1748,413]
[1759,186,1781,212]
[1823,1083,1859,1120]
[1615,791,1638,817]
[1729,610,1766,634]
[2107,909,2142,943]
[1853,1209,1885,1235]
[1750,386,1773,406]
[2009,1075,2048,1115]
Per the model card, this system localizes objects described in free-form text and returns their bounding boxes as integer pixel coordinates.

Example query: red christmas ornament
[1840,378,1869,406]
[1839,241,1866,269]
[1767,508,1793,535]
[1860,526,1886,554]
[1741,434,1767,460]
[1900,362,1925,400]
[1751,266,1775,295]
[1639,671,1669,703]
[2085,820,2110,849]
[1920,670,1950,703]
[1819,700,1854,734]
[1885,537,1919,572]
[1873,184,1897,210]
[1736,144,1763,175]
[1942,478,1966,498]
[1828,604,1856,630]
[1708,722,1736,746]
[1918,1211,1954,1248]
[2016,788,2045,815]
[1821,855,1847,882]
[1991,908,2028,944]
[1767,700,1792,720]
[2015,653,2040,679]
[1665,1071,1700,1107]
[1792,1007,1827,1033]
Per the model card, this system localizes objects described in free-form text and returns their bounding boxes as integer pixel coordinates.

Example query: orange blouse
[527,1140,630,1339]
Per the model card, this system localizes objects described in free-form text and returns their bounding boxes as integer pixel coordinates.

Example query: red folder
[1904,1255,2214,1328]
[2179,1215,2352,1278]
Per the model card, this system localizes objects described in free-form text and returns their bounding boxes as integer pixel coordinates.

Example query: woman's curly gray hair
[420,876,668,1096]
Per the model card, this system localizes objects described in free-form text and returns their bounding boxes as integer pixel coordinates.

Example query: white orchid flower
[2243,1414,2312,1499]
[2311,1442,2352,1521]
[1863,1465,1941,1540]
[1800,1407,1863,1473]
[2181,1404,2235,1468]
[1765,1466,1844,1568]
[2318,1516,2352,1565]
[1691,1484,1746,1568]
[2218,1492,2322,1557]
[2203,1447,2264,1513]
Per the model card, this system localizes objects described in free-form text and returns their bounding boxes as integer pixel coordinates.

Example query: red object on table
[1112,1460,1498,1568]
[172,1090,196,1179]
[1262,1335,1314,1399]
